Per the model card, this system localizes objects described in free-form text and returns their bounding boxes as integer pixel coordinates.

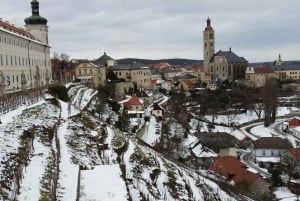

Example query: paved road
[239,149,272,178]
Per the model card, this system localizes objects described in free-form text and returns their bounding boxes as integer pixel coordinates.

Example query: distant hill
[117,58,203,67]
[249,60,300,67]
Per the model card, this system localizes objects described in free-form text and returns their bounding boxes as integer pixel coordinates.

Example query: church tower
[203,17,215,73]
[24,0,48,45]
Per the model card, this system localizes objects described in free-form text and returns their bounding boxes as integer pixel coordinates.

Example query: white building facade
[0,0,51,96]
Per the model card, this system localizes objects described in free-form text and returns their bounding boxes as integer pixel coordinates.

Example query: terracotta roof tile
[183,80,195,87]
[125,95,143,106]
[289,118,300,127]
[253,137,292,149]
[0,20,36,41]
[254,66,274,74]
[209,156,260,185]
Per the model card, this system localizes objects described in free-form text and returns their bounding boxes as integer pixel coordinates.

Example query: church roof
[25,15,47,25]
[24,0,47,25]
[94,52,114,66]
[272,63,300,71]
[213,50,247,63]
[97,52,114,61]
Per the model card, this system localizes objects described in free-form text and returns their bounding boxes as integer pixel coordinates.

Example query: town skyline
[1,0,299,62]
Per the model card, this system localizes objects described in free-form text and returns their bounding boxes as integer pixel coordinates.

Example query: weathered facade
[75,62,106,88]
[245,66,276,88]
[0,0,51,96]
[111,62,151,89]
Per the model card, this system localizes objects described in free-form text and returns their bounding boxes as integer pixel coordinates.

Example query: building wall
[75,63,106,88]
[253,148,281,157]
[219,147,237,157]
[151,74,162,80]
[0,28,51,95]
[113,68,151,89]
[246,73,276,88]
[213,56,228,80]
[130,68,151,88]
[25,24,48,45]
[129,104,144,111]
[275,69,300,81]
[152,109,163,118]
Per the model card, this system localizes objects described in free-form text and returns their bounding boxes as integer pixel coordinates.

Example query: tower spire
[31,0,39,16]
[25,0,47,25]
[207,17,211,27]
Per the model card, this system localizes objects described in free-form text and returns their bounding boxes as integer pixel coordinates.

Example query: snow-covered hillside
[0,85,244,201]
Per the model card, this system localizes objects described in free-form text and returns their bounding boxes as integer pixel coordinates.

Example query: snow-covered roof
[231,129,248,141]
[256,157,280,163]
[192,143,217,158]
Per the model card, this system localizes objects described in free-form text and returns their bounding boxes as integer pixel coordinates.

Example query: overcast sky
[1,0,300,62]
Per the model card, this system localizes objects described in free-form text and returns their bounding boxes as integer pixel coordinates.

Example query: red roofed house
[252,137,292,165]
[289,118,300,128]
[209,156,269,197]
[123,95,144,118]
[181,80,196,91]
[288,118,300,139]
[245,66,276,88]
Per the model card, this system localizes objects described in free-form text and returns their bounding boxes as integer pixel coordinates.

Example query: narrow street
[239,150,272,178]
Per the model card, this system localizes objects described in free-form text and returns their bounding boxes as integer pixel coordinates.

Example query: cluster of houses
[53,51,300,100]
[188,124,300,196]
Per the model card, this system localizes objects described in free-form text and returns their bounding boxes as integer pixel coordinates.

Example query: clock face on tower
[33,8,38,12]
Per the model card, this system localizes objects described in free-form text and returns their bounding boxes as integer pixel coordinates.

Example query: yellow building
[111,61,151,89]
[75,62,106,88]
[273,64,300,81]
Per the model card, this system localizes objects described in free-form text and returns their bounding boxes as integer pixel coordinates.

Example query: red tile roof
[151,79,158,84]
[0,19,37,41]
[289,118,300,128]
[254,66,274,74]
[253,137,292,149]
[209,156,260,185]
[125,95,143,106]
[183,80,196,87]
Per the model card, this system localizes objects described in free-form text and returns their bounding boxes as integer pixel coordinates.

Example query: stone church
[203,18,248,81]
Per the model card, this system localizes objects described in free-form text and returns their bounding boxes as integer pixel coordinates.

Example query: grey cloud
[1,0,300,62]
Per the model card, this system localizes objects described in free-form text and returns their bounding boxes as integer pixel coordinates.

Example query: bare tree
[263,78,279,127]
[52,52,70,83]
[251,103,264,120]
